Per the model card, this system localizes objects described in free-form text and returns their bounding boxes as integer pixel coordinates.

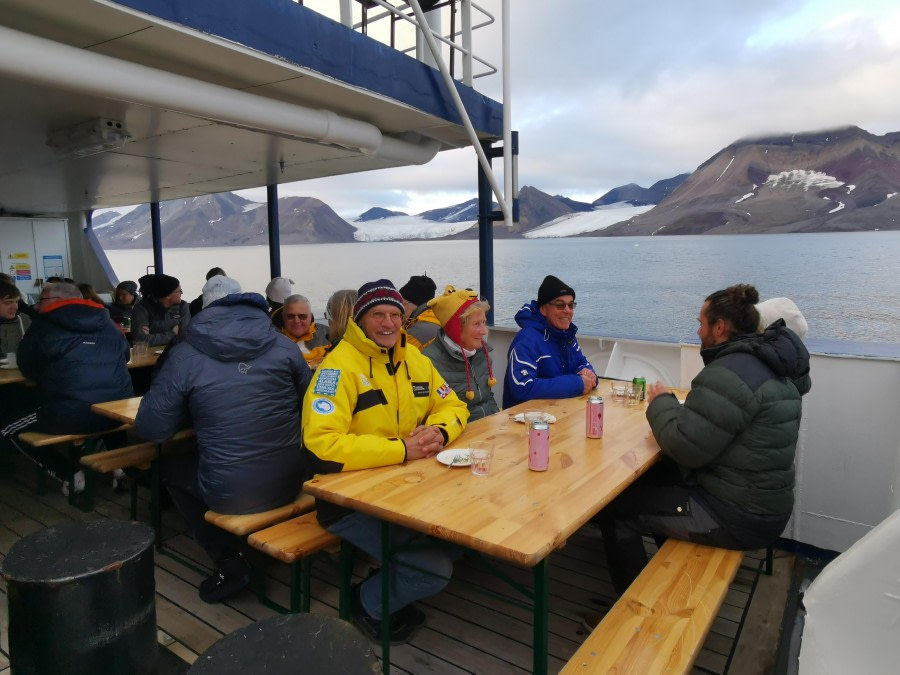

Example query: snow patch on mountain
[523,203,654,238]
[766,170,844,191]
[352,215,475,241]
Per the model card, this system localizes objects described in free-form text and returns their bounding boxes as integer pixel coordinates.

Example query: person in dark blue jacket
[1,282,133,490]
[503,275,597,408]
[135,276,312,603]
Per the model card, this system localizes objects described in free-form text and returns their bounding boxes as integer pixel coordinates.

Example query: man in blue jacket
[1,282,133,491]
[503,275,597,408]
[136,276,312,603]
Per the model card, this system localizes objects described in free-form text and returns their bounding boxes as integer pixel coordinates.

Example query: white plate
[512,412,557,424]
[436,449,471,467]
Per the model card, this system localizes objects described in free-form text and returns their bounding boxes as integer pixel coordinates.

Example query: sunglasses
[548,301,577,310]
[284,313,310,321]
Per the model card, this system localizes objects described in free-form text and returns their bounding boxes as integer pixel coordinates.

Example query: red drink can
[586,396,604,438]
[528,422,550,471]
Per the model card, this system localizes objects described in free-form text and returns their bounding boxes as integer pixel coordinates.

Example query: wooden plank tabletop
[128,348,162,369]
[91,396,143,425]
[0,349,158,387]
[305,389,681,567]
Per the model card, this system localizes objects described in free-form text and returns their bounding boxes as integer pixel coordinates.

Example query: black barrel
[2,520,157,675]
[188,614,379,675]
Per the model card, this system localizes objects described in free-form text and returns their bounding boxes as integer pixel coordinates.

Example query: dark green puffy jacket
[646,320,811,518]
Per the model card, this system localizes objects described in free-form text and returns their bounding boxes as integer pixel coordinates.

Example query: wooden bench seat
[17,424,132,509]
[561,539,744,674]
[17,424,130,448]
[204,493,316,536]
[80,442,156,472]
[248,511,344,613]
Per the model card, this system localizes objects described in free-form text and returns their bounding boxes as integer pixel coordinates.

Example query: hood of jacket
[39,299,111,333]
[185,293,277,362]
[513,300,579,342]
[701,319,811,394]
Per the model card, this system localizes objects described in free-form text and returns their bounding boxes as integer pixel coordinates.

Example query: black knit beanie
[537,275,576,307]
[399,275,437,307]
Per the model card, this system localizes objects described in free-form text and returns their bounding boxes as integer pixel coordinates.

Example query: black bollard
[188,614,379,675]
[2,520,157,675]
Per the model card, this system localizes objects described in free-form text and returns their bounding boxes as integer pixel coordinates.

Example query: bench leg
[765,545,774,576]
[289,560,302,613]
[151,446,163,550]
[129,473,139,520]
[301,557,312,613]
[67,444,93,512]
[338,542,355,620]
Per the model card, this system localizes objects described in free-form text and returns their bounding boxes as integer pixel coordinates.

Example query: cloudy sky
[237,0,900,219]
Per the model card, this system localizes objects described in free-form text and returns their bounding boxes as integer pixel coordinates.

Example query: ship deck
[0,450,795,674]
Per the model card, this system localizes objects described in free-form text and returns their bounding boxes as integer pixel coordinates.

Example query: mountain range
[94,125,900,249]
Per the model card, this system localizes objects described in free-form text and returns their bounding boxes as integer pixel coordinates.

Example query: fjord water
[104,231,900,343]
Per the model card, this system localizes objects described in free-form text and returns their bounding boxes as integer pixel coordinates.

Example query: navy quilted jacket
[136,293,312,514]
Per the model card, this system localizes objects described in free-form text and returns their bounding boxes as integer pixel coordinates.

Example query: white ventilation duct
[0,25,440,165]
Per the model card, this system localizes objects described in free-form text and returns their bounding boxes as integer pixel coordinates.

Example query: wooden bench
[204,493,316,536]
[78,429,196,525]
[247,511,345,613]
[17,425,130,508]
[561,539,744,674]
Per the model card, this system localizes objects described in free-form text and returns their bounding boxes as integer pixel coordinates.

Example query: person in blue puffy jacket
[502,275,597,408]
[136,276,312,604]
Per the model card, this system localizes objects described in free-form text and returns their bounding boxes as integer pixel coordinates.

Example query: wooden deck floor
[0,454,792,674]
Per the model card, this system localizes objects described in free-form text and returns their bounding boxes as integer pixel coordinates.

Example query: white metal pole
[339,0,353,27]
[502,0,512,228]
[461,0,473,86]
[406,0,510,219]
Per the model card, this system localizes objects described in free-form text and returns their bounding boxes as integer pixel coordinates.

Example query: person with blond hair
[324,288,357,346]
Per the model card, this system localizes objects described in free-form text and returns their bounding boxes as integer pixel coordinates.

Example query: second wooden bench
[561,539,744,674]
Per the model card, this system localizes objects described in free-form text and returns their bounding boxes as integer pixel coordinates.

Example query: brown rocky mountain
[95,193,356,248]
[598,126,900,236]
[444,185,587,239]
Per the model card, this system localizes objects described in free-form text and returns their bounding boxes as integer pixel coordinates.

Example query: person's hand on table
[404,425,445,460]
[647,381,672,405]
[578,368,598,394]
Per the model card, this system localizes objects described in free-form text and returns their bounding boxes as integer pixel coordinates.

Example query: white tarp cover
[799,507,900,674]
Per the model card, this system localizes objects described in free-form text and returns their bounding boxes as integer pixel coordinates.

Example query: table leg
[533,558,550,675]
[380,519,392,673]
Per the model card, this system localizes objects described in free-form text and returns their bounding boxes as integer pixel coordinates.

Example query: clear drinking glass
[469,441,494,476]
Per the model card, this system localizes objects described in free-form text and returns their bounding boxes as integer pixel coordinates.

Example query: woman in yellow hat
[422,286,498,421]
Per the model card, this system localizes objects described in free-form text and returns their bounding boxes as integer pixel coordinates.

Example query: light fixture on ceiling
[47,118,131,158]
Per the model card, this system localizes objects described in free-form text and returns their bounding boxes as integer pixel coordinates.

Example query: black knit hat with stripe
[353,279,405,323]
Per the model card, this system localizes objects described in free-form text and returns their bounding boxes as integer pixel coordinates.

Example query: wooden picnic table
[304,385,685,674]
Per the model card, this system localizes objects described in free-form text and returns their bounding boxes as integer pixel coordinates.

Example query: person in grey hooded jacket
[136,277,312,603]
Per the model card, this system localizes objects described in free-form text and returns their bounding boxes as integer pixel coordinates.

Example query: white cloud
[99,2,900,218]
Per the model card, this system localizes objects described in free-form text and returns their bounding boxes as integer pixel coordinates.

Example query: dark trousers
[597,461,744,593]
[163,453,240,564]
[1,386,73,483]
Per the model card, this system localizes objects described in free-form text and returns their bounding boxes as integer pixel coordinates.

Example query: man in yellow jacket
[302,278,469,644]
